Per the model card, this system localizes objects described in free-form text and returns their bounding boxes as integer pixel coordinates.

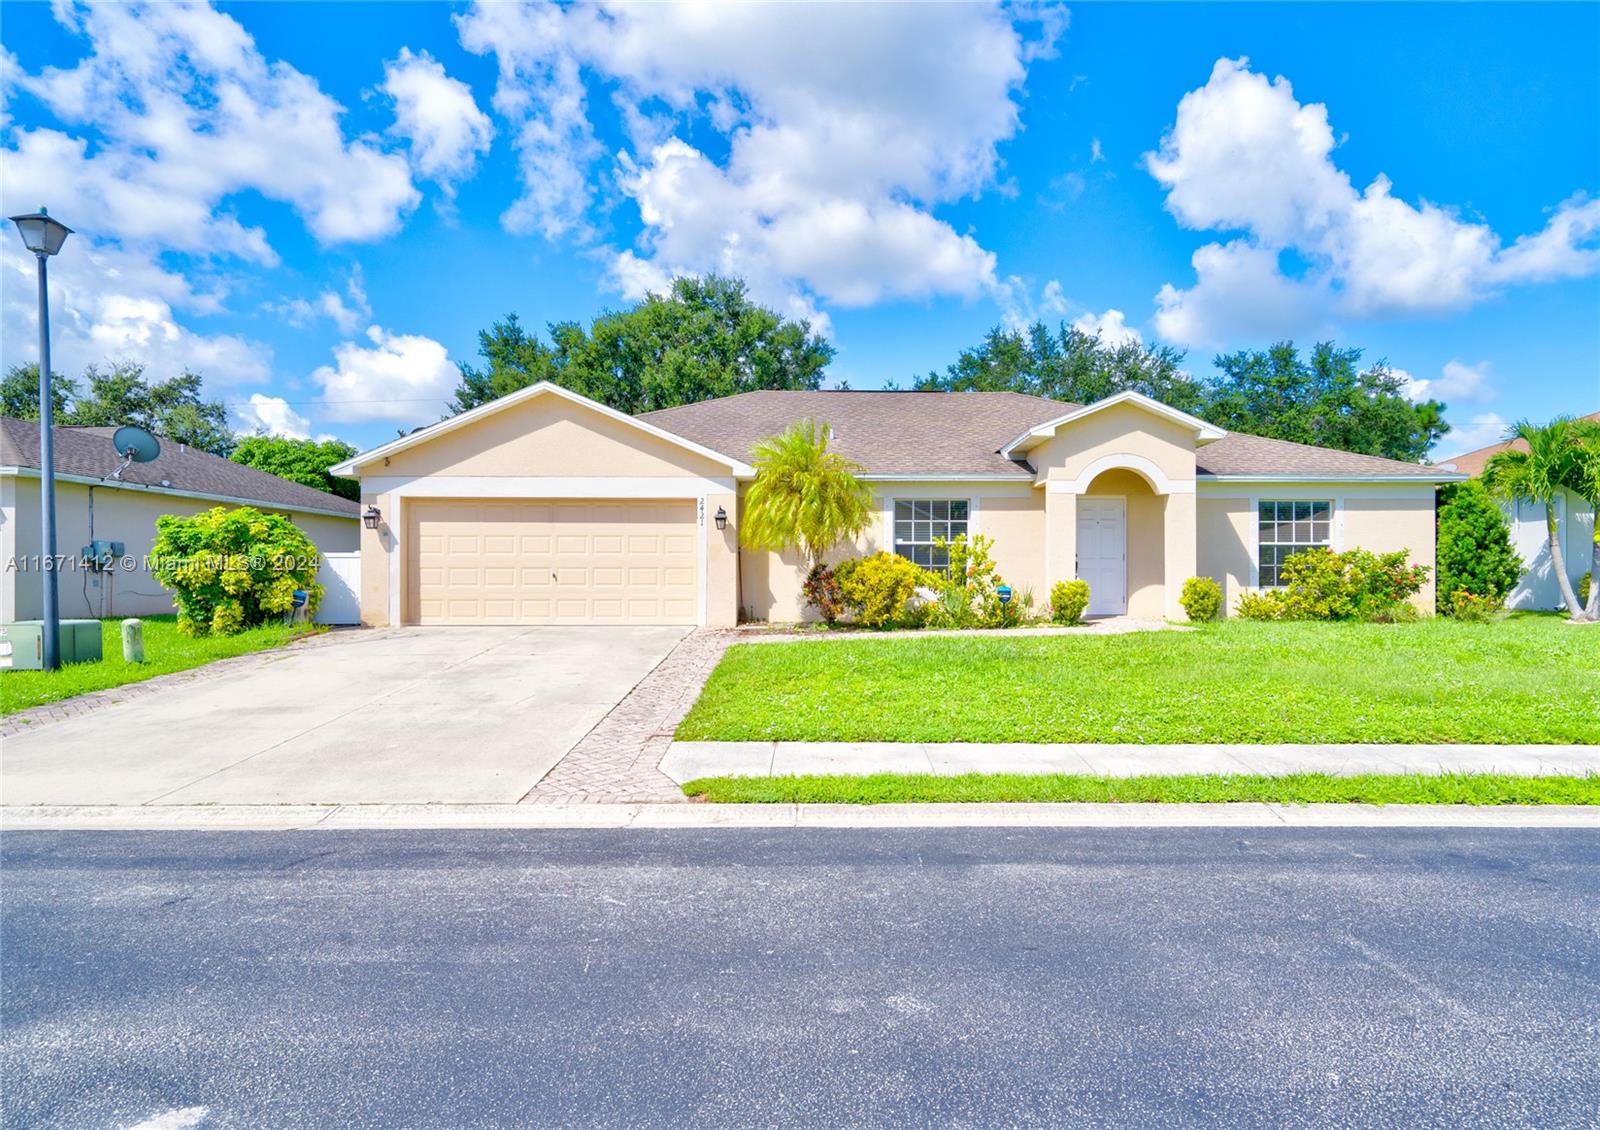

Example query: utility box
[0,620,104,669]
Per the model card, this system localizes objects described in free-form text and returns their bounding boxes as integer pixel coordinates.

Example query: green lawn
[677,615,1600,745]
[1,616,323,715]
[683,772,1600,805]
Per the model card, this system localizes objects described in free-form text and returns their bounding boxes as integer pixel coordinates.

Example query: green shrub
[1235,590,1286,620]
[836,552,924,628]
[1436,481,1522,615]
[151,506,322,636]
[1275,547,1429,621]
[1581,572,1592,608]
[1049,579,1090,625]
[803,562,845,623]
[1179,576,1223,622]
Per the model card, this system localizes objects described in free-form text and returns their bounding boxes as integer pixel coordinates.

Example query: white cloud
[1145,58,1600,346]
[1090,137,1104,164]
[234,393,311,439]
[1071,308,1142,348]
[8,1,419,251]
[1436,412,1510,461]
[267,270,372,336]
[1403,359,1495,404]
[1040,279,1070,316]
[1153,239,1329,350]
[1,2,421,392]
[310,326,457,423]
[1,240,272,384]
[456,1,1061,317]
[382,47,494,193]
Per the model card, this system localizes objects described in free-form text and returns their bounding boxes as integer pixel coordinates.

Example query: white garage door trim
[396,493,710,626]
[384,478,731,626]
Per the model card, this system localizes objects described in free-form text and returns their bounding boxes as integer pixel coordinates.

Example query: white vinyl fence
[315,551,362,625]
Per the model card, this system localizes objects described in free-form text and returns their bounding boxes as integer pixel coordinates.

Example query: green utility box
[0,620,103,669]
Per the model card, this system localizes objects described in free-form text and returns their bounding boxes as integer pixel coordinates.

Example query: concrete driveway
[0,627,688,806]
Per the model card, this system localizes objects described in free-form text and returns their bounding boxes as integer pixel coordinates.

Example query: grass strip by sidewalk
[1,616,323,715]
[682,772,1600,806]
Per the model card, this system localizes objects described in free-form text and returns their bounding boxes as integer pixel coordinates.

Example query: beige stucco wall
[375,395,731,480]
[1,475,356,622]
[359,488,394,626]
[1029,402,1199,489]
[1196,484,1439,616]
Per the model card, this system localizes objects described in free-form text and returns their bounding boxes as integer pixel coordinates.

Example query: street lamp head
[9,207,72,257]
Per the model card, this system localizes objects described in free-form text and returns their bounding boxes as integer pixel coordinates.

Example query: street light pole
[35,247,60,671]
[9,207,73,671]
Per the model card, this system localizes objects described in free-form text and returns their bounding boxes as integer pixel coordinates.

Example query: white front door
[1076,497,1127,616]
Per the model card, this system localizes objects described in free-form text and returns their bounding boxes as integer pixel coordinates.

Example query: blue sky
[2,1,1596,457]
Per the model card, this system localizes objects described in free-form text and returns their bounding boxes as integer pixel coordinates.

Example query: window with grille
[1257,500,1332,587]
[892,499,969,570]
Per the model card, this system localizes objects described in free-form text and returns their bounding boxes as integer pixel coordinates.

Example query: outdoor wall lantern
[714,506,728,531]
[362,504,382,530]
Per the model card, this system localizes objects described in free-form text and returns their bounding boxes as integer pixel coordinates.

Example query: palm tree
[1567,418,1600,619]
[1483,417,1589,621]
[740,419,874,569]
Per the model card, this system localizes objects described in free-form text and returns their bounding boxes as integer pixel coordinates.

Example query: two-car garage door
[406,500,698,625]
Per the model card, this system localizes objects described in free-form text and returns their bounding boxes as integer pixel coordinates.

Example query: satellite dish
[109,424,161,480]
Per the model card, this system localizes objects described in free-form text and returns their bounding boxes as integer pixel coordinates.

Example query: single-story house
[1438,412,1598,611]
[1,417,360,622]
[331,383,1463,627]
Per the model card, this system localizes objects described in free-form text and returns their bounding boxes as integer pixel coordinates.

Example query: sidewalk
[660,741,1600,782]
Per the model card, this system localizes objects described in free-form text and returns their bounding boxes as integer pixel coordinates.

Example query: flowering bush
[1179,576,1223,622]
[1049,580,1090,625]
[835,552,924,628]
[151,506,322,636]
[1449,589,1504,623]
[1235,547,1428,623]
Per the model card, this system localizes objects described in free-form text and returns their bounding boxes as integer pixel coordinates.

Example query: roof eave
[0,465,362,518]
[1196,472,1468,483]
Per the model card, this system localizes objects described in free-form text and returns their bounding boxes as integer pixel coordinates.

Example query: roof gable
[1000,391,1227,458]
[331,382,754,478]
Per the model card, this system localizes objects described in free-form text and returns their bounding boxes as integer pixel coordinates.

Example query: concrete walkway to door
[1,626,688,806]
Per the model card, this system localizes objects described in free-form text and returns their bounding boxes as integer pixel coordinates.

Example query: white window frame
[1254,498,1335,588]
[889,497,972,571]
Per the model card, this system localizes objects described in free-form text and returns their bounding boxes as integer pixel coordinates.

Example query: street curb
[3,802,1597,831]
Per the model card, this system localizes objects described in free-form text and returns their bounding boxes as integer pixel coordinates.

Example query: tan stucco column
[1045,487,1078,589]
[705,490,738,627]
[359,490,392,626]
[1162,489,1197,621]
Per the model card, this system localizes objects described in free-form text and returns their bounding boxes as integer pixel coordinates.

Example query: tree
[1434,480,1522,615]
[25,362,236,456]
[1483,418,1589,620]
[740,419,874,570]
[2,364,76,419]
[230,436,360,501]
[450,275,834,416]
[916,322,1203,413]
[1204,342,1447,462]
[1564,418,1600,619]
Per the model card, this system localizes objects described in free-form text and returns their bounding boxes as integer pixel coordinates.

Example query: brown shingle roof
[1194,431,1454,478]
[1439,411,1600,477]
[0,418,360,516]
[640,391,1459,480]
[640,390,1071,476]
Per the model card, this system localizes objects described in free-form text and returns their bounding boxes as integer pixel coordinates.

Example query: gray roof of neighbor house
[0,418,361,516]
[639,391,1459,479]
[1437,410,1600,477]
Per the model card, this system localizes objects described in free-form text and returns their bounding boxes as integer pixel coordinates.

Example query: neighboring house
[1438,412,1598,611]
[331,383,1462,627]
[1,417,360,622]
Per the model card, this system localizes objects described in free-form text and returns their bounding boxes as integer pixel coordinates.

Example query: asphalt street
[3,828,1597,1128]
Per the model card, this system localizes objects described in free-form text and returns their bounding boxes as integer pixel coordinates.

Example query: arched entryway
[1077,468,1166,617]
